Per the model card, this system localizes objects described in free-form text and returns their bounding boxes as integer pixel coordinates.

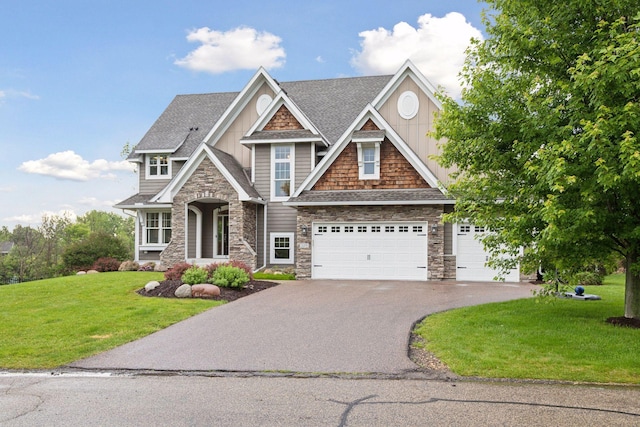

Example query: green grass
[253,272,296,280]
[0,272,221,369]
[414,274,640,384]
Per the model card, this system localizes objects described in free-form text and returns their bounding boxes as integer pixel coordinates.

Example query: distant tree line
[0,210,134,284]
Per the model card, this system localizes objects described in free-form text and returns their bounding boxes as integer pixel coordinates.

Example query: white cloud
[351,12,483,98]
[0,89,39,101]
[2,213,40,225]
[175,26,286,73]
[3,209,77,227]
[78,197,119,209]
[18,150,135,182]
[315,56,325,63]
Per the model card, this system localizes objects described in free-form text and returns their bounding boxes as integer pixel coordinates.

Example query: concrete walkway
[70,280,537,374]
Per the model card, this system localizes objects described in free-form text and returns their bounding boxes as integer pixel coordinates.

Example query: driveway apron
[70,280,537,374]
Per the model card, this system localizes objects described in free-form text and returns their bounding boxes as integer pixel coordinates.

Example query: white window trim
[146,154,171,180]
[356,142,380,180]
[270,144,295,201]
[141,211,172,249]
[270,232,294,264]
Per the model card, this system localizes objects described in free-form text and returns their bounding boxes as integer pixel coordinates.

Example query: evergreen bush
[212,265,249,288]
[181,266,209,285]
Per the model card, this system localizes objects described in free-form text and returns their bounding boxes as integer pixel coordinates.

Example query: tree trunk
[624,252,640,319]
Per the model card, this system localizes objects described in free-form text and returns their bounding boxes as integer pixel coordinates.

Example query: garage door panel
[312,222,427,281]
[456,226,519,282]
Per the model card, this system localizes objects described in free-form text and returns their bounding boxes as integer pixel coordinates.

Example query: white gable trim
[202,67,281,147]
[292,105,444,196]
[371,59,443,111]
[245,93,315,135]
[152,143,253,203]
[242,92,329,147]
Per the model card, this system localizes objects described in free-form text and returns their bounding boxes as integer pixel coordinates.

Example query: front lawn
[0,272,220,369]
[414,274,640,384]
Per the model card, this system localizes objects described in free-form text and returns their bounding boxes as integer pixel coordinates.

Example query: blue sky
[0,0,487,229]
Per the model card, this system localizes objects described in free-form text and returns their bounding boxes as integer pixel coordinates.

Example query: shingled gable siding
[160,157,258,269]
[312,138,429,191]
[295,205,447,280]
[263,105,304,130]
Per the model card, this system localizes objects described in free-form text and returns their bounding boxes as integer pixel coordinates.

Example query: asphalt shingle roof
[279,75,393,145]
[209,148,261,200]
[130,92,238,159]
[131,74,393,159]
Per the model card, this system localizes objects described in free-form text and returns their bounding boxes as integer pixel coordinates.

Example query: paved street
[1,372,639,426]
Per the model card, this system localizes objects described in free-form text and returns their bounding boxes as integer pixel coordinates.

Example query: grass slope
[0,272,220,369]
[415,274,640,384]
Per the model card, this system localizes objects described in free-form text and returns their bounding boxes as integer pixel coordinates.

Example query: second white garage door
[312,222,428,281]
[456,224,520,282]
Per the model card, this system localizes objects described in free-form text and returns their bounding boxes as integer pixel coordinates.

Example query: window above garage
[353,130,384,180]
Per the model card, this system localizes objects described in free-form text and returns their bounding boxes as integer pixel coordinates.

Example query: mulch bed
[137,279,279,302]
[606,316,640,329]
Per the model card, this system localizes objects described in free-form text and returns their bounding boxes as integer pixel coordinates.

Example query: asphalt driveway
[70,280,537,375]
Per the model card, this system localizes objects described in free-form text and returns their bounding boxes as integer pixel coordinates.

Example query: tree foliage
[0,211,134,283]
[61,232,130,272]
[434,1,640,318]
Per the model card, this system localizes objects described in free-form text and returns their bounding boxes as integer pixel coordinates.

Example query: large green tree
[434,1,640,318]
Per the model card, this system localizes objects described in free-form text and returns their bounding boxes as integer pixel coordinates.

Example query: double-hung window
[271,145,294,201]
[147,154,170,179]
[356,142,381,180]
[270,232,294,264]
[146,212,172,244]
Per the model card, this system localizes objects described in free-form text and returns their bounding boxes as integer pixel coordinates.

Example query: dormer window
[147,154,170,179]
[356,142,380,180]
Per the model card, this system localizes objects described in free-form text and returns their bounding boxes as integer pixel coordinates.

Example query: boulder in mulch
[174,284,192,298]
[145,281,161,292]
[191,284,220,297]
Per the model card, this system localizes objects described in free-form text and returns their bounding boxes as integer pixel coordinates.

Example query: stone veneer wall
[443,255,457,280]
[295,205,446,280]
[160,157,258,269]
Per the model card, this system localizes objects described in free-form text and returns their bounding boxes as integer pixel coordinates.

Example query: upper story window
[271,144,294,201]
[147,154,170,179]
[356,142,380,180]
[145,212,172,245]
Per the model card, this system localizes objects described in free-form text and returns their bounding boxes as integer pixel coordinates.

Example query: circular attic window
[256,94,273,115]
[397,90,419,119]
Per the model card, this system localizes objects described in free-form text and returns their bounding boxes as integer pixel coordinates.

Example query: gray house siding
[254,142,313,266]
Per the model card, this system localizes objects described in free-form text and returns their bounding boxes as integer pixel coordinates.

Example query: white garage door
[312,222,428,281]
[456,224,520,282]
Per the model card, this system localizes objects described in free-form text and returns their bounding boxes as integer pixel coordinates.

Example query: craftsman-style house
[116,60,522,282]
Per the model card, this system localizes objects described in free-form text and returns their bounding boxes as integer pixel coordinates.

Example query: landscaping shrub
[138,262,156,272]
[203,263,220,279]
[92,257,121,272]
[181,266,209,285]
[62,232,129,272]
[118,260,139,272]
[225,260,253,280]
[212,265,249,288]
[164,262,193,281]
[570,271,604,287]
